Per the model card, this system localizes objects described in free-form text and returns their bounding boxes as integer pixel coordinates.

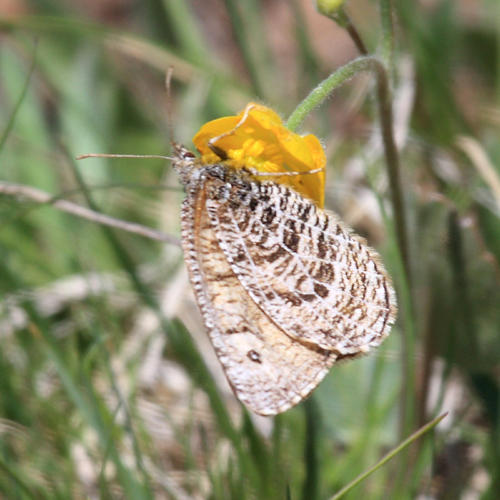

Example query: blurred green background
[0,0,499,498]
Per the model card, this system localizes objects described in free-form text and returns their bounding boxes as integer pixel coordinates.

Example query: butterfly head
[171,142,202,187]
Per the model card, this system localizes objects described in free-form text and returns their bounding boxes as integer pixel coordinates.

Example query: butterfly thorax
[171,143,203,187]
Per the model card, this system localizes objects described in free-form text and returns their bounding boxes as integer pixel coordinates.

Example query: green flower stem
[317,5,368,55]
[287,56,412,287]
[344,14,368,55]
[286,57,368,132]
[380,0,395,72]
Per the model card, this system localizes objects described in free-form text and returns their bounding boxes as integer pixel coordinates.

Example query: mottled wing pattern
[205,177,397,354]
[181,187,337,416]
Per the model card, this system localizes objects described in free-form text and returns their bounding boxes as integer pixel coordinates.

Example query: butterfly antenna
[76,153,172,161]
[165,67,176,147]
[76,69,177,163]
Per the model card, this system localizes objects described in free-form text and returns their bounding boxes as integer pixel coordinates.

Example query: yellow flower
[192,103,326,207]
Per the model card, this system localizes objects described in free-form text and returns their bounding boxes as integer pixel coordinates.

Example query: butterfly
[171,137,397,416]
[78,96,397,416]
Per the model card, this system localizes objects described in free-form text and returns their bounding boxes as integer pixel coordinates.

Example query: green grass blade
[0,43,37,156]
[329,413,448,499]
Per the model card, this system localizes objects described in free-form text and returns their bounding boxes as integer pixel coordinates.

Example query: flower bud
[316,0,346,18]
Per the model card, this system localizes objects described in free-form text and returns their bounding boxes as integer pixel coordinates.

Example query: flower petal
[192,103,326,207]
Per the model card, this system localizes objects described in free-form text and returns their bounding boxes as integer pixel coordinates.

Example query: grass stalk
[329,413,447,499]
[0,43,37,156]
[379,0,395,71]
[221,0,264,98]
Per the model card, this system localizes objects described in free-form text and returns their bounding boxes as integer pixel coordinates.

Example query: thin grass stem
[329,413,448,499]
[0,181,180,246]
[221,0,264,97]
[0,42,37,155]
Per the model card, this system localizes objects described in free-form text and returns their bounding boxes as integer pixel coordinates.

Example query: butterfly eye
[182,151,196,159]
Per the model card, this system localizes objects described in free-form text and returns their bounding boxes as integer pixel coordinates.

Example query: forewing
[205,178,397,354]
[180,187,336,416]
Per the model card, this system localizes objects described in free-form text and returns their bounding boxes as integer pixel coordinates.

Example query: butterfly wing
[205,177,397,354]
[180,186,337,416]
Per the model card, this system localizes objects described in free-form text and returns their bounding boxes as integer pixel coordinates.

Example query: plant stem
[222,0,264,98]
[379,0,395,71]
[317,6,368,55]
[0,181,180,246]
[373,59,412,288]
[344,13,368,55]
[286,57,368,131]
[0,42,37,156]
[329,412,448,499]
